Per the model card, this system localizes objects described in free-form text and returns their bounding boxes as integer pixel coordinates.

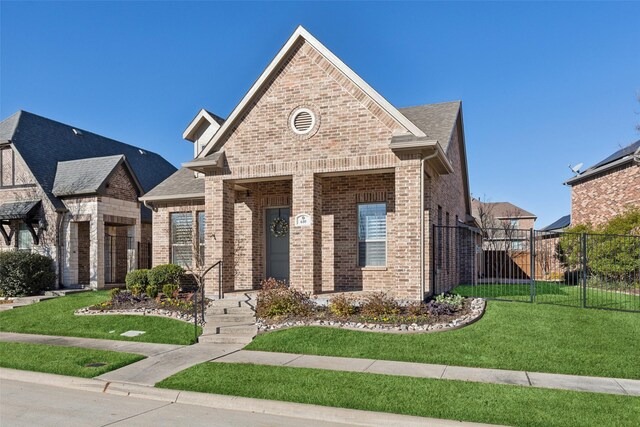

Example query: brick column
[394,161,423,300]
[290,173,322,294]
[207,177,235,296]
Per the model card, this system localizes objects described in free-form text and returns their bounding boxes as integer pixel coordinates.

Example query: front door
[266,207,290,282]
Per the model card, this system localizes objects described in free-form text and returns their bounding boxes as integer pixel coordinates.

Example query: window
[510,219,520,228]
[17,223,33,251]
[171,213,192,267]
[197,211,205,265]
[1,148,14,187]
[358,203,387,267]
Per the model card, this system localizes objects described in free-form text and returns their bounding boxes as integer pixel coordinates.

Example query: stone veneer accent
[571,162,640,227]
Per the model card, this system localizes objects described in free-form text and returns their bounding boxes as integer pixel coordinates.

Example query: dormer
[183,109,224,158]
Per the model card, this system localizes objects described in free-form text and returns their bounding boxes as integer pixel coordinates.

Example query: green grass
[247,300,640,379]
[157,363,640,427]
[0,291,201,345]
[0,341,144,378]
[455,281,640,311]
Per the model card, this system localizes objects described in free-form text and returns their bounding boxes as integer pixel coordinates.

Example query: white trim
[290,108,316,135]
[199,25,424,158]
[183,109,222,142]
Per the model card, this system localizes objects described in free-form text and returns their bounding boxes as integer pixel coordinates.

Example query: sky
[1,1,639,227]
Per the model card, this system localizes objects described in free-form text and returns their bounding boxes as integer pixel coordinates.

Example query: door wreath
[269,217,289,238]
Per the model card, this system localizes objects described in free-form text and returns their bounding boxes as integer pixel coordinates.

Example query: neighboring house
[471,199,536,249]
[0,111,176,289]
[539,214,571,233]
[565,140,640,226]
[141,26,474,300]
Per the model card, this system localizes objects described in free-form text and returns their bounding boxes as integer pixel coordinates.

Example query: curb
[0,368,497,427]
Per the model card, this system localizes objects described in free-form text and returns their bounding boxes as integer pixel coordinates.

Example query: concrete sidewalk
[0,332,183,357]
[213,350,640,396]
[1,368,498,427]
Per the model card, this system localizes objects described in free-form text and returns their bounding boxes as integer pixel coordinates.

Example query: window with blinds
[171,212,192,267]
[17,223,33,251]
[197,211,205,264]
[358,203,387,267]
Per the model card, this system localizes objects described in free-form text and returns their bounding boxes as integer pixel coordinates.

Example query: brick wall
[104,163,139,202]
[571,163,640,226]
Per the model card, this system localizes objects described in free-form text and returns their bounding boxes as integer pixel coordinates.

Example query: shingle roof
[140,167,204,200]
[52,155,139,197]
[398,101,461,152]
[0,200,41,221]
[0,111,177,210]
[565,139,640,185]
[540,214,571,232]
[471,199,536,219]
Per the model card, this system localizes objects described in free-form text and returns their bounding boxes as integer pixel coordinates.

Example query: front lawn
[157,363,640,427]
[246,300,640,379]
[0,291,200,345]
[0,342,144,378]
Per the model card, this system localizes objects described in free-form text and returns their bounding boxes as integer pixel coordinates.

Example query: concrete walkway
[0,332,183,357]
[213,350,640,396]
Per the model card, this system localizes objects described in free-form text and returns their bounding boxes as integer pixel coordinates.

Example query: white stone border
[257,298,486,334]
[74,307,204,326]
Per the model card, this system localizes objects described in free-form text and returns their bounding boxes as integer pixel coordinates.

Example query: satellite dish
[568,163,584,175]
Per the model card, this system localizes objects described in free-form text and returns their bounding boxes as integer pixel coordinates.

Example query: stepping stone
[120,330,146,337]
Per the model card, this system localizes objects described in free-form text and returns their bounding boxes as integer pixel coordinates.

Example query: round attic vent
[290,108,315,135]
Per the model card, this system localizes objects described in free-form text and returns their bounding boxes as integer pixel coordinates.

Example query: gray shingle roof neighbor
[565,139,640,185]
[471,199,536,219]
[0,111,177,210]
[540,214,571,232]
[140,167,204,200]
[398,101,461,152]
[52,155,141,197]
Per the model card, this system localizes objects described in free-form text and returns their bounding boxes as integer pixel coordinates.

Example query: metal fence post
[530,228,535,303]
[582,233,587,308]
[193,289,199,343]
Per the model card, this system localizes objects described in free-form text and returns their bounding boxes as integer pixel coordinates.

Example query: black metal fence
[138,241,152,270]
[104,234,134,284]
[433,225,640,313]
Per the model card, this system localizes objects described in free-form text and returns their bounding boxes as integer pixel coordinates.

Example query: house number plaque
[294,213,312,227]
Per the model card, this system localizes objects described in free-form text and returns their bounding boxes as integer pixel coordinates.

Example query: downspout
[420,150,439,300]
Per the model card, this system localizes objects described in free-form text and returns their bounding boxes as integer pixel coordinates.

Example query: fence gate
[433,225,640,313]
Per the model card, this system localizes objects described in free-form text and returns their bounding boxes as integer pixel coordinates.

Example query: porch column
[394,161,423,300]
[90,216,104,289]
[290,173,322,294]
[207,177,235,296]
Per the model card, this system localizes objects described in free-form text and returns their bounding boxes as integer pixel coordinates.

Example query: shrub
[125,269,149,290]
[162,283,179,298]
[406,301,429,317]
[112,290,142,306]
[0,251,56,297]
[427,293,464,316]
[109,288,121,299]
[434,293,464,310]
[328,294,357,318]
[148,264,183,288]
[130,284,143,297]
[360,292,400,317]
[146,285,159,298]
[256,278,314,318]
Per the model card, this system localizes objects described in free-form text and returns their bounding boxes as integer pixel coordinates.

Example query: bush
[434,293,464,310]
[130,284,143,297]
[146,285,159,298]
[125,269,149,290]
[162,283,179,298]
[109,288,121,299]
[148,264,183,288]
[360,292,400,317]
[0,252,56,297]
[328,294,357,318]
[256,278,314,318]
[406,301,429,317]
[427,293,464,316]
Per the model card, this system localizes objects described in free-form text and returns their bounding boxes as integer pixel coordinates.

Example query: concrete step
[206,306,254,315]
[216,324,257,335]
[198,334,254,345]
[207,299,244,308]
[206,314,255,323]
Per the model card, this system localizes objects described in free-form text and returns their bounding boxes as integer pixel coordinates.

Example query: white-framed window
[510,219,520,228]
[197,211,205,265]
[17,223,34,251]
[358,203,387,267]
[171,212,192,267]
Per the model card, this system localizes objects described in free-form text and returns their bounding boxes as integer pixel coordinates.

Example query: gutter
[564,155,634,186]
[139,193,205,203]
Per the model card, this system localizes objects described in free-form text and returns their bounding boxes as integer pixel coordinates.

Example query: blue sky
[1,1,639,227]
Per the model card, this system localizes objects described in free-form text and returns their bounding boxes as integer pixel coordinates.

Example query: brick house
[0,111,176,289]
[141,26,474,300]
[565,140,640,227]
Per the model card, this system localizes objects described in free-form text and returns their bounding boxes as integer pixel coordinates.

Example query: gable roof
[540,214,571,232]
[0,111,177,211]
[183,108,225,142]
[472,199,536,219]
[198,25,425,158]
[565,139,640,185]
[398,101,461,153]
[139,167,205,201]
[52,155,142,197]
